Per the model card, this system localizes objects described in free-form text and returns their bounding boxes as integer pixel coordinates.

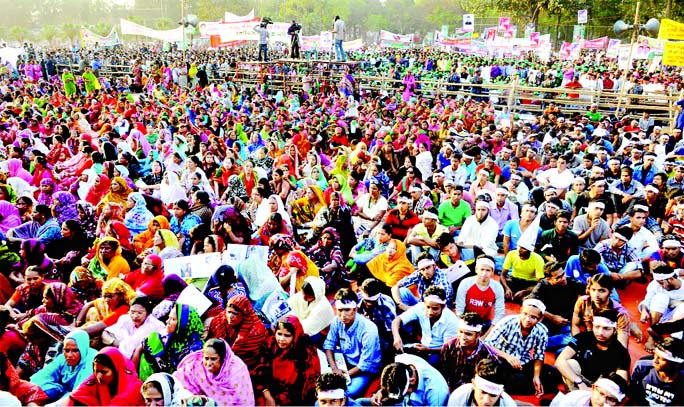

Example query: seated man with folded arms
[639,263,684,352]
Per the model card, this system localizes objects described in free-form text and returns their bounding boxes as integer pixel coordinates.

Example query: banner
[199,22,224,38]
[344,38,363,50]
[120,19,183,42]
[301,35,320,51]
[320,31,333,50]
[572,25,585,43]
[578,9,588,24]
[635,35,665,59]
[441,32,473,48]
[80,27,120,47]
[0,47,24,68]
[463,14,474,32]
[163,244,268,279]
[217,18,291,43]
[560,41,580,60]
[484,27,496,42]
[498,17,510,31]
[659,18,684,40]
[529,32,540,47]
[380,30,414,48]
[663,41,684,66]
[606,38,621,58]
[582,36,607,49]
[434,30,443,46]
[224,9,254,23]
[441,25,449,39]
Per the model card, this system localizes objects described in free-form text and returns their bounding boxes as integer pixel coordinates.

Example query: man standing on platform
[254,19,270,62]
[333,16,346,62]
[288,20,301,59]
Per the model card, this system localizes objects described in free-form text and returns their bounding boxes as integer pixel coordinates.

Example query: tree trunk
[531,4,542,29]
[665,0,672,18]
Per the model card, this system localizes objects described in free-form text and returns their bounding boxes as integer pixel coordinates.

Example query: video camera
[288,21,302,35]
[260,17,273,27]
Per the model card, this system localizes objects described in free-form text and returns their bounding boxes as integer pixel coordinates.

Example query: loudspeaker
[614,20,633,35]
[642,18,660,36]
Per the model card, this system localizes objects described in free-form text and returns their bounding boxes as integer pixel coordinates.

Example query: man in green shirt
[438,186,472,235]
[586,103,602,122]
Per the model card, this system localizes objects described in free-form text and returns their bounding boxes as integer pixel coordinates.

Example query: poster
[606,38,621,58]
[659,18,684,41]
[572,25,585,43]
[163,244,269,279]
[484,27,496,42]
[582,37,607,50]
[320,31,333,50]
[578,9,588,24]
[463,14,475,32]
[81,27,120,47]
[120,19,184,42]
[498,17,510,31]
[379,30,414,48]
[663,41,684,66]
[530,32,540,47]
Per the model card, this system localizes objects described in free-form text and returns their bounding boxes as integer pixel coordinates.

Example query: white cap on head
[645,184,659,194]
[409,185,422,193]
[662,239,682,249]
[495,187,509,196]
[522,298,546,314]
[475,200,490,210]
[594,378,626,402]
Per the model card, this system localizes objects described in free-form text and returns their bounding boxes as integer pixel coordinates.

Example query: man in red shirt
[455,256,506,335]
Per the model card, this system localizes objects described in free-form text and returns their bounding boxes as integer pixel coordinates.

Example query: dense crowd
[0,43,682,407]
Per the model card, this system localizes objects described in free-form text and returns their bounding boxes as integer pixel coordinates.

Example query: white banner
[463,14,475,32]
[224,9,254,23]
[344,38,364,50]
[0,47,24,68]
[320,31,333,50]
[217,18,291,43]
[120,19,183,42]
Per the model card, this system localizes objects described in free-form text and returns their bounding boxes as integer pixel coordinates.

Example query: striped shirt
[485,315,548,365]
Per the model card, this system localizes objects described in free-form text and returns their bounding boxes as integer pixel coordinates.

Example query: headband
[478,169,490,176]
[588,201,605,210]
[318,389,346,400]
[417,258,436,269]
[398,195,411,203]
[645,184,659,193]
[522,298,547,314]
[361,292,381,301]
[460,322,483,332]
[476,257,495,270]
[653,270,678,281]
[662,239,682,249]
[593,316,617,328]
[475,200,490,210]
[654,348,684,364]
[633,204,649,212]
[613,232,629,242]
[335,300,357,310]
[511,173,522,180]
[495,187,509,195]
[387,369,411,400]
[462,154,473,159]
[594,378,625,402]
[421,211,439,220]
[473,375,504,396]
[424,295,446,305]
[546,202,560,210]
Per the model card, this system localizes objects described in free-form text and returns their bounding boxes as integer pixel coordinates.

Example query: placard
[663,41,684,66]
[578,10,588,24]
[659,18,684,41]
[463,15,475,32]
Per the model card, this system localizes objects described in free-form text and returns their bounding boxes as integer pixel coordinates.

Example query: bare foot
[630,322,643,342]
[644,335,656,353]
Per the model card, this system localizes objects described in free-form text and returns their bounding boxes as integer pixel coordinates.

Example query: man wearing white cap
[447,359,517,406]
[406,209,448,262]
[383,193,420,241]
[502,170,529,207]
[550,372,628,407]
[468,169,496,203]
[639,264,684,352]
[485,297,559,396]
[631,337,684,406]
[489,187,519,235]
[457,199,499,259]
[555,309,630,390]
[455,255,506,332]
[536,154,574,194]
[608,166,644,217]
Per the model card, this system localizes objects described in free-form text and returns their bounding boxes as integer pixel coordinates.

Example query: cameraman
[288,20,301,59]
[253,20,270,62]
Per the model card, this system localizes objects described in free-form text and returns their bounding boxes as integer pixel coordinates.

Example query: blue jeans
[399,287,420,307]
[258,44,268,61]
[547,325,574,355]
[335,39,346,61]
[347,372,372,399]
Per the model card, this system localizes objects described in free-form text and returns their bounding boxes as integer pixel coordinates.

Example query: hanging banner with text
[582,36,607,49]
[663,41,684,66]
[379,30,414,48]
[120,19,184,42]
[659,18,684,40]
[80,27,120,47]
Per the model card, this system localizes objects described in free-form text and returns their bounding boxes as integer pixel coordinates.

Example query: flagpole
[616,0,641,114]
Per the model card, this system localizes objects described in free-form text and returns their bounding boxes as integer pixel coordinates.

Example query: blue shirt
[564,254,620,303]
[394,353,449,407]
[502,220,542,252]
[396,268,454,308]
[324,314,382,374]
[351,237,388,265]
[399,303,459,349]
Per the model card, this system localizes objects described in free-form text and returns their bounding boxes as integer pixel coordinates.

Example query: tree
[40,25,59,45]
[155,18,174,30]
[8,26,28,45]
[60,23,81,45]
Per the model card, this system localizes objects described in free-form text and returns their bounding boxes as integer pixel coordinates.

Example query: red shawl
[85,175,111,206]
[2,354,49,406]
[68,347,143,406]
[123,255,165,300]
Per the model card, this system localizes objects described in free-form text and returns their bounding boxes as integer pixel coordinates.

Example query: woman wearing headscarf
[102,296,165,360]
[215,205,251,245]
[122,254,165,301]
[255,194,292,229]
[20,239,55,279]
[266,233,299,275]
[95,201,124,240]
[0,352,49,406]
[141,372,193,407]
[296,164,329,191]
[278,250,320,295]
[74,168,97,201]
[124,192,155,237]
[29,330,96,403]
[151,274,187,323]
[0,201,21,234]
[133,215,170,255]
[366,239,414,287]
[96,176,133,215]
[219,174,247,203]
[72,202,95,243]
[88,237,131,281]
[51,219,91,278]
[152,229,182,259]
[202,265,247,311]
[289,184,326,240]
[168,199,201,255]
[68,266,102,304]
[306,227,349,293]
[85,174,111,207]
[7,158,32,184]
[32,158,54,189]
[17,313,70,379]
[237,257,289,320]
[206,294,268,375]
[174,338,254,406]
[51,191,79,224]
[36,178,56,206]
[254,315,320,406]
[138,303,204,381]
[160,171,188,208]
[76,278,136,339]
[68,346,144,406]
[26,282,83,325]
[287,276,335,338]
